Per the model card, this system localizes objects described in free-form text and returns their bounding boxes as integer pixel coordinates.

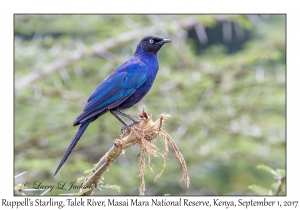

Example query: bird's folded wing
[74,62,148,124]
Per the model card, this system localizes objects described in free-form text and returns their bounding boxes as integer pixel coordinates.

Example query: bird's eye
[149,39,154,44]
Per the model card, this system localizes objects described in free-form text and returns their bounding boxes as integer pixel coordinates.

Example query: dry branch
[79,109,189,196]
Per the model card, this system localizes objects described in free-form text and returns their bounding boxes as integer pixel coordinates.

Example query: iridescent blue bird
[54,35,171,176]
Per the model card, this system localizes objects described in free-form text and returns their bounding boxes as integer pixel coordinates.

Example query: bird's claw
[132,119,141,124]
[121,119,141,134]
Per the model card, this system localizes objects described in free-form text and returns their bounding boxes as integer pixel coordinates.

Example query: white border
[1,1,299,209]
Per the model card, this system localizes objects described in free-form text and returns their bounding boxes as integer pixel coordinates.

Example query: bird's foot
[121,119,141,133]
[132,118,141,124]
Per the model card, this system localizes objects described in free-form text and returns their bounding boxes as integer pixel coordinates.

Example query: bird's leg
[114,110,141,124]
[111,110,141,133]
[110,110,128,126]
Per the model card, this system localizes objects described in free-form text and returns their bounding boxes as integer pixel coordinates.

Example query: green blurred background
[14,14,286,195]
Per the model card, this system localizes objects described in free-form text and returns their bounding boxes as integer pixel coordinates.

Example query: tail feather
[54,118,93,176]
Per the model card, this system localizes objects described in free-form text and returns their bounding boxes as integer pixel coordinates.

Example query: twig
[79,109,189,196]
[275,176,286,196]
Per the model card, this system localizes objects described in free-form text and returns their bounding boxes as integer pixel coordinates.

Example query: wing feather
[73,61,148,125]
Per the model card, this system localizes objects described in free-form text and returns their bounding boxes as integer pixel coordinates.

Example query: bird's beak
[162,39,172,44]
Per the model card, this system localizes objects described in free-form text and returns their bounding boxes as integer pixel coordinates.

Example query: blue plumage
[54,35,171,176]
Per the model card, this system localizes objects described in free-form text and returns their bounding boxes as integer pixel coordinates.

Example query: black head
[139,35,172,54]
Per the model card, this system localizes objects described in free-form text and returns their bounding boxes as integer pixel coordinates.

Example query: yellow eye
[149,39,154,44]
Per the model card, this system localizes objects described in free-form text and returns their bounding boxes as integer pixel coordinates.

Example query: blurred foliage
[14,14,285,195]
[248,164,286,195]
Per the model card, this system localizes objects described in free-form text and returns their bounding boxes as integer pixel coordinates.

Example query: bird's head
[137,35,172,54]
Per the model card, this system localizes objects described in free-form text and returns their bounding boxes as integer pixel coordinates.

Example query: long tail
[54,117,93,176]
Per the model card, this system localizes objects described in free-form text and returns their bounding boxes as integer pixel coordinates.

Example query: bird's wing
[74,62,148,125]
